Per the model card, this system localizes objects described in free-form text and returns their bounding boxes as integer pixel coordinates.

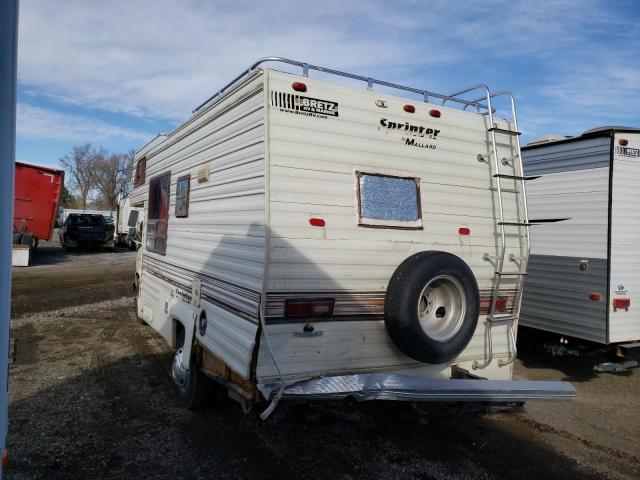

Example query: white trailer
[115,195,141,249]
[130,58,573,412]
[520,127,640,346]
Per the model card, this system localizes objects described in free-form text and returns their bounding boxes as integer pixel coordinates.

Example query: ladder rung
[498,221,532,226]
[493,174,539,181]
[495,271,527,276]
[488,127,521,136]
[488,315,517,323]
[490,187,519,193]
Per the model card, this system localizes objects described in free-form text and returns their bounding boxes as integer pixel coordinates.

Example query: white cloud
[17,103,152,143]
[16,0,639,138]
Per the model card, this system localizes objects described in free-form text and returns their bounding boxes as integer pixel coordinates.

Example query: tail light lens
[494,296,508,310]
[285,298,335,318]
[613,298,630,311]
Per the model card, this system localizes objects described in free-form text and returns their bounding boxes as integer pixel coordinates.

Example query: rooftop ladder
[452,88,532,371]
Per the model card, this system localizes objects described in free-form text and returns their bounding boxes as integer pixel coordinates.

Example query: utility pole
[0,1,19,478]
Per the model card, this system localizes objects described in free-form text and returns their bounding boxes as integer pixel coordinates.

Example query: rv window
[175,175,190,218]
[146,173,170,254]
[134,158,146,187]
[357,172,422,229]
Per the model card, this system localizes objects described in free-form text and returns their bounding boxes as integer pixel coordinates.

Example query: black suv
[59,214,115,250]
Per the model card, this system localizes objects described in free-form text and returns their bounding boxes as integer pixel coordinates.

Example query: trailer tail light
[292,82,307,92]
[619,139,629,146]
[613,298,630,311]
[589,293,602,301]
[403,104,415,113]
[285,298,335,318]
[458,227,471,235]
[309,217,325,227]
[429,109,441,118]
[494,296,508,311]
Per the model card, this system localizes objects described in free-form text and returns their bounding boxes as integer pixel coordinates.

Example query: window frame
[146,172,171,255]
[174,175,191,218]
[133,157,146,187]
[355,171,423,230]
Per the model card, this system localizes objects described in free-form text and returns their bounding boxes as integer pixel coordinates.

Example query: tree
[59,184,77,208]
[59,144,97,210]
[93,150,135,210]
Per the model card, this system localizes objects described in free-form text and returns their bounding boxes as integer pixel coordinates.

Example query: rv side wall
[521,137,610,343]
[257,70,526,382]
[609,132,640,342]
[133,72,267,379]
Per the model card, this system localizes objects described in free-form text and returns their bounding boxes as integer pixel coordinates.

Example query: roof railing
[193,56,496,114]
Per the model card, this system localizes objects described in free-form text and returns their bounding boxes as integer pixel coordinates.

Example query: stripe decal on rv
[142,255,261,323]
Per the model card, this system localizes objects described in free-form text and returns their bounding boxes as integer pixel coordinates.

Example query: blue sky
[16,0,640,169]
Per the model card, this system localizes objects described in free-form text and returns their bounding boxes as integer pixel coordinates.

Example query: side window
[175,175,190,218]
[134,157,146,187]
[356,172,422,229]
[146,173,170,254]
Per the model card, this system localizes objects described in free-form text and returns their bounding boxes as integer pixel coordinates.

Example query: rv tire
[384,251,480,364]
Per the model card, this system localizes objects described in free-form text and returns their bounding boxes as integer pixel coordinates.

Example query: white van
[520,127,640,347]
[130,58,574,414]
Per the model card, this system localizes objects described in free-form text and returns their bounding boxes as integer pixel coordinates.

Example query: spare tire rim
[418,274,467,342]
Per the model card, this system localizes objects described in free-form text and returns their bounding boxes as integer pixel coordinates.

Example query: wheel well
[173,320,185,349]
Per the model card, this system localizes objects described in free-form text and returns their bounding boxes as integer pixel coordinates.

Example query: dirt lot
[6,239,640,479]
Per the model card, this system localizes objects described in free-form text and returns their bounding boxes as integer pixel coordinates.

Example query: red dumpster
[13,162,64,243]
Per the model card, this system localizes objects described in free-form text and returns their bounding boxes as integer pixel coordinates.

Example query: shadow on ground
[516,326,627,383]
[8,349,601,480]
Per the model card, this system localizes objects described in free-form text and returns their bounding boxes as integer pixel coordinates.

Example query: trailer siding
[525,167,610,258]
[520,255,608,343]
[258,70,525,381]
[523,136,611,175]
[134,73,266,379]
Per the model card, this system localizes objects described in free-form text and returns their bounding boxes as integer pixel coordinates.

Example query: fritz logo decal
[379,118,440,150]
[271,91,338,118]
[616,146,640,158]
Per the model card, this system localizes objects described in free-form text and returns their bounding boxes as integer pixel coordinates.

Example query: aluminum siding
[525,167,610,258]
[132,72,266,379]
[522,136,611,175]
[520,255,608,343]
[258,70,527,381]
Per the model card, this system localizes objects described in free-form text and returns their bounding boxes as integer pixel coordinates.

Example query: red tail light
[309,217,325,227]
[292,82,307,92]
[619,139,629,146]
[403,104,416,113]
[613,298,630,311]
[494,296,508,310]
[285,298,335,318]
[589,293,601,301]
[458,227,471,235]
[429,109,441,118]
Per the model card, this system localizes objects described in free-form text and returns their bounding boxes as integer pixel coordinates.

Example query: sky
[16,0,640,169]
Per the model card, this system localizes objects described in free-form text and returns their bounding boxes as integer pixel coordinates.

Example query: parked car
[59,213,115,250]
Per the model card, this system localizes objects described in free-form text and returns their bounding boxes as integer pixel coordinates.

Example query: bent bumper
[278,373,576,403]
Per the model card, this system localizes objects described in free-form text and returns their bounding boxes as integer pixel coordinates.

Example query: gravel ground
[6,238,640,479]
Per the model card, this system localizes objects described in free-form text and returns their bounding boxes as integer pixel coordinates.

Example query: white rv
[520,127,640,346]
[130,58,573,412]
[115,195,142,249]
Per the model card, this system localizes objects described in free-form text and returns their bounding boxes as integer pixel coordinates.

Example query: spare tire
[384,251,480,364]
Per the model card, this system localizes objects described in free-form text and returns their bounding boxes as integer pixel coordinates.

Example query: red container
[14,162,64,242]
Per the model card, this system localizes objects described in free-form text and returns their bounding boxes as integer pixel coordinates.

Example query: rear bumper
[277,373,576,403]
